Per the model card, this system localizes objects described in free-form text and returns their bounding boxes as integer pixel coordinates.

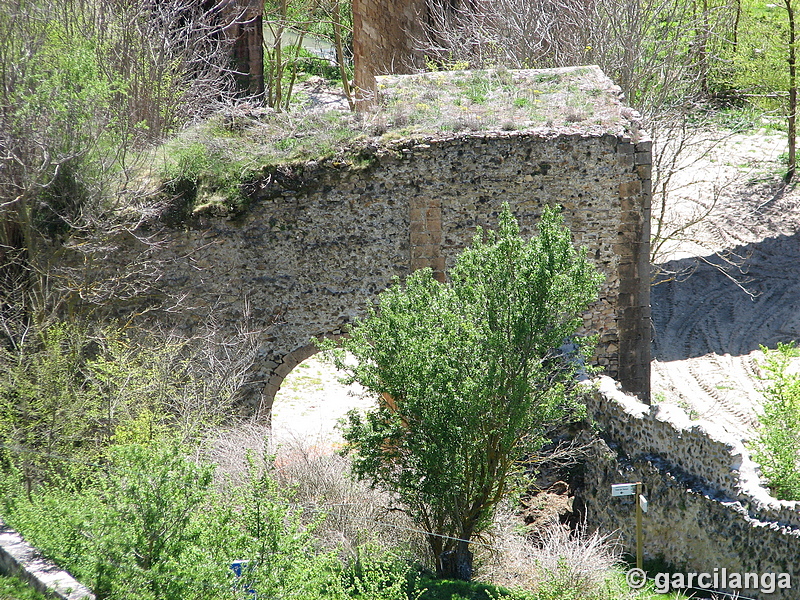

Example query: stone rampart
[127,127,651,415]
[94,67,651,416]
[582,377,800,599]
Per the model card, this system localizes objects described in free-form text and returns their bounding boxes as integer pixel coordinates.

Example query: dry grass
[478,502,621,596]
[205,425,624,597]
[375,66,627,136]
[268,434,429,563]
[134,65,633,223]
[203,424,428,565]
[202,421,272,489]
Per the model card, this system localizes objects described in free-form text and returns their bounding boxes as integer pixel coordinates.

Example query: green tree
[752,342,800,500]
[322,204,603,581]
[725,1,799,179]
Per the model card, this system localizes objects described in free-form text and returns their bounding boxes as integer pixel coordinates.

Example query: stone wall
[115,117,651,415]
[0,518,93,600]
[581,377,800,599]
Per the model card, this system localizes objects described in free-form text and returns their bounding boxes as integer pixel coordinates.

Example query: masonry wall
[0,518,94,600]
[112,127,651,415]
[581,377,800,599]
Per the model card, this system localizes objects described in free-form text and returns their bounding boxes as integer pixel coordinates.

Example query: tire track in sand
[651,141,800,440]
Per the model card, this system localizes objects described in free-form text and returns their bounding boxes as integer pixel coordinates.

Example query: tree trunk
[332,0,355,111]
[732,0,741,53]
[693,0,710,96]
[438,540,473,581]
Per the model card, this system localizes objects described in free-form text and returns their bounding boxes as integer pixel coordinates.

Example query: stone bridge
[113,67,652,417]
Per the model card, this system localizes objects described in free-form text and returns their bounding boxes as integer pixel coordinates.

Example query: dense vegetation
[0,0,797,599]
[752,343,800,500]
[322,206,602,580]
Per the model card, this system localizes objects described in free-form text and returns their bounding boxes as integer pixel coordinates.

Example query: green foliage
[269,0,353,45]
[218,456,337,599]
[415,574,516,600]
[295,47,349,82]
[725,2,789,100]
[0,323,103,483]
[341,545,417,600]
[0,574,50,600]
[0,322,250,487]
[1,440,333,600]
[3,442,216,600]
[322,205,602,579]
[262,0,355,110]
[752,342,800,500]
[160,141,252,221]
[0,0,239,344]
[0,3,113,244]
[154,107,376,222]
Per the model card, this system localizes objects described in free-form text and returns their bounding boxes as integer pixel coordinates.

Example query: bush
[0,320,258,487]
[0,419,665,600]
[2,440,338,600]
[3,441,219,600]
[322,205,602,580]
[752,342,800,500]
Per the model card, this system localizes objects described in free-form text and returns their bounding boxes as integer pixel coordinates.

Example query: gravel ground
[651,128,800,440]
[271,355,373,448]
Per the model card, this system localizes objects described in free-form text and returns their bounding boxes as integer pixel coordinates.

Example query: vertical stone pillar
[409,193,445,282]
[615,136,652,403]
[352,0,426,103]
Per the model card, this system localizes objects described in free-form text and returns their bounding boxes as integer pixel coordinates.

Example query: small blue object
[230,560,257,599]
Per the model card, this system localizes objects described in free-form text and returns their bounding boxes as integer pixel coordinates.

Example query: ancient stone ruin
[103,65,651,414]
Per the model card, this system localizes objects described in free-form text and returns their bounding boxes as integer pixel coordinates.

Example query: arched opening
[270,350,373,449]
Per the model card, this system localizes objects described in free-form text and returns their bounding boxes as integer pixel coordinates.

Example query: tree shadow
[651,231,800,361]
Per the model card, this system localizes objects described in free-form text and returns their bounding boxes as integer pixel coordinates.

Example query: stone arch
[103,68,652,420]
[261,343,321,420]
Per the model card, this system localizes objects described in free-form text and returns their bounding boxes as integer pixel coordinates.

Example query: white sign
[639,495,648,513]
[611,483,637,497]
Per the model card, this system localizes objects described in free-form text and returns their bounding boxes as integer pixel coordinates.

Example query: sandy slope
[651,129,800,440]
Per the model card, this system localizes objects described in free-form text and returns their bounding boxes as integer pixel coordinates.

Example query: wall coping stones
[588,376,800,529]
[0,518,94,600]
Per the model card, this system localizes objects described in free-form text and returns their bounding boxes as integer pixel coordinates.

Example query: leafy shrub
[3,442,218,600]
[752,343,800,500]
[2,440,339,600]
[323,205,601,580]
[0,320,257,486]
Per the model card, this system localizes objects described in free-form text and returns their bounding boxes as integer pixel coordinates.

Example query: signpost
[611,482,647,570]
[611,483,637,497]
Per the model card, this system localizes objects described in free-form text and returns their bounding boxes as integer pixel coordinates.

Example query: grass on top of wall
[129,66,627,225]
